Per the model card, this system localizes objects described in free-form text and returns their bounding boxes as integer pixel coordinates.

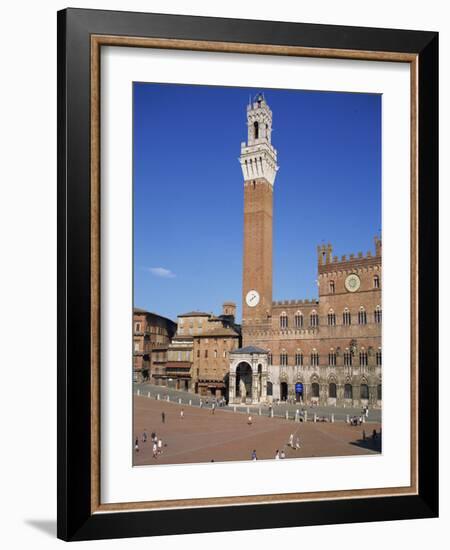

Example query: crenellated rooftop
[317,236,382,274]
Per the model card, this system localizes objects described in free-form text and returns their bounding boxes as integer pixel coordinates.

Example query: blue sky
[133,83,381,322]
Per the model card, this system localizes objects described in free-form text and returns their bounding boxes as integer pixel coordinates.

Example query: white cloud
[147,267,176,279]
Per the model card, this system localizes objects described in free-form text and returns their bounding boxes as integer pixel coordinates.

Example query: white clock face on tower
[345,274,361,292]
[246,290,260,307]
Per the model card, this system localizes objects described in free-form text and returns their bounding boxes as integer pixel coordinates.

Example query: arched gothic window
[327,309,336,326]
[344,350,352,366]
[294,312,303,328]
[360,350,368,366]
[280,352,288,366]
[343,308,351,325]
[358,307,367,325]
[373,275,380,289]
[310,311,319,327]
[310,350,319,366]
[280,312,288,329]
[376,348,382,366]
[254,121,259,139]
[374,305,382,323]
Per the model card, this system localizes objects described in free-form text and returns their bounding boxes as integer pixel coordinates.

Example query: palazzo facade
[229,94,382,408]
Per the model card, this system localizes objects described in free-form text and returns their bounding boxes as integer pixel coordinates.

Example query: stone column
[320,383,328,406]
[252,369,259,404]
[229,373,236,404]
[261,374,267,401]
[369,385,377,407]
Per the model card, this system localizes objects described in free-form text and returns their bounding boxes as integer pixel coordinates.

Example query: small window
[344,351,352,366]
[373,275,380,289]
[329,281,335,294]
[295,352,303,366]
[280,313,288,329]
[254,121,259,139]
[328,352,336,366]
[294,312,303,328]
[360,351,368,366]
[310,351,319,366]
[327,311,336,326]
[280,352,288,366]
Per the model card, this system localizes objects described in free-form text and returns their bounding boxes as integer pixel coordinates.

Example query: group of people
[249,433,302,461]
[134,430,164,458]
[199,397,227,409]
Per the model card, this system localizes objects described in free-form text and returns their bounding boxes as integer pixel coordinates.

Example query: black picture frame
[57,7,438,541]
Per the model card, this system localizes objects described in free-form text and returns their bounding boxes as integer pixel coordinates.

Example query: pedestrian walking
[248,415,252,425]
[152,441,158,458]
[180,408,184,420]
[142,430,148,443]
[134,438,139,453]
[289,433,294,448]
[280,450,286,459]
[161,411,165,423]
[275,450,280,460]
[251,449,257,461]
[295,437,301,450]
[212,403,215,414]
[157,438,163,455]
[200,400,203,408]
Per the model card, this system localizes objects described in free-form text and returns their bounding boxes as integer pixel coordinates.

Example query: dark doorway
[236,362,252,402]
[311,382,320,398]
[280,381,288,401]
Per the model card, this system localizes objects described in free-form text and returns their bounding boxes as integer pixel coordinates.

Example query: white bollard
[270,409,274,418]
[314,413,317,423]
[147,392,151,398]
[189,400,192,406]
[285,411,289,420]
[304,411,308,422]
[137,389,140,396]
[167,395,170,402]
[259,408,261,416]
[157,394,160,400]
[234,406,237,413]
[247,407,250,414]
[346,414,350,423]
[178,398,181,404]
[331,413,334,423]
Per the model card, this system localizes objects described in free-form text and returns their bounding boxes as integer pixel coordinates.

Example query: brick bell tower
[239,93,278,336]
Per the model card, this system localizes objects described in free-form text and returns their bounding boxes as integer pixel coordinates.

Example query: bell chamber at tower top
[239,93,279,186]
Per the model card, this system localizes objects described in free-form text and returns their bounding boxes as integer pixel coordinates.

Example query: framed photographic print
[57,8,438,541]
